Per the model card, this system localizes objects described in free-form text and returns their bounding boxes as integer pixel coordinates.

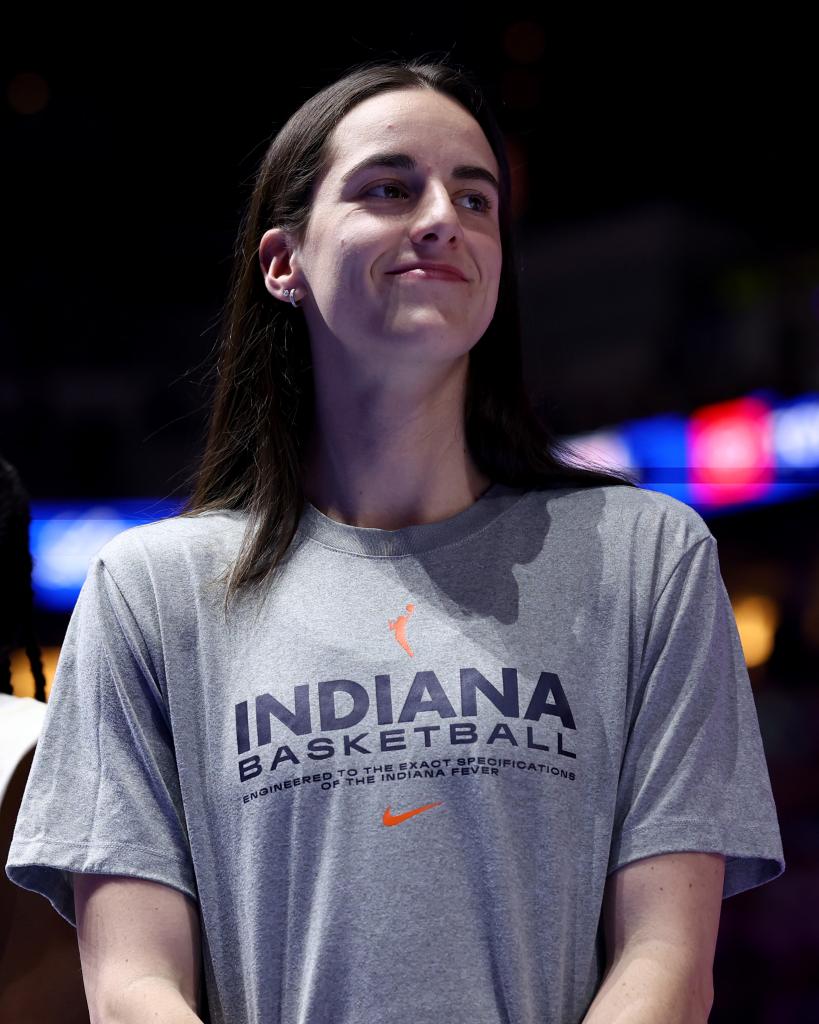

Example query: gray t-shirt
[5,481,785,1024]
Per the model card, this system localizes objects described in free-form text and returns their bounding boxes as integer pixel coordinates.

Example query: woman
[5,58,784,1024]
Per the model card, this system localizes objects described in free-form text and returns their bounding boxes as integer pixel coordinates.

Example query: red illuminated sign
[688,397,775,505]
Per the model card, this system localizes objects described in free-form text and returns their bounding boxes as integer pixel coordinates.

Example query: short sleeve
[4,555,198,927]
[607,533,786,898]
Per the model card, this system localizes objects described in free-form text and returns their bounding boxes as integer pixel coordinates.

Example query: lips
[388,264,468,282]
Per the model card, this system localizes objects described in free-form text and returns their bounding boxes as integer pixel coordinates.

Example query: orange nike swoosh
[382,801,443,826]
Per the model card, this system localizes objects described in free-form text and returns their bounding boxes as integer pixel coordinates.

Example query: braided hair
[0,456,47,702]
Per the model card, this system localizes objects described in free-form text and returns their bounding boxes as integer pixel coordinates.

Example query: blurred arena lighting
[733,594,781,669]
[29,499,183,611]
[26,388,819,612]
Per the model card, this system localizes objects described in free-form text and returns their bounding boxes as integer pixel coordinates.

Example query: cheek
[334,225,382,282]
[479,240,503,284]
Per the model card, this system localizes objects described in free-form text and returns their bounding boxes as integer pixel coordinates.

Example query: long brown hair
[177,57,639,615]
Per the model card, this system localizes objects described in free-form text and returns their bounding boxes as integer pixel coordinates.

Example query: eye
[460,191,495,214]
[364,182,494,214]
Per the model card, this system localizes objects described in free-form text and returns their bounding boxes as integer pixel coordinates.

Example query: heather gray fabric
[6,481,785,1024]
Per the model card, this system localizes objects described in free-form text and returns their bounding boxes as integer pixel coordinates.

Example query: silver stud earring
[283,288,301,308]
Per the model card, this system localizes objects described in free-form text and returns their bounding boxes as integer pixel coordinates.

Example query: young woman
[5,58,784,1024]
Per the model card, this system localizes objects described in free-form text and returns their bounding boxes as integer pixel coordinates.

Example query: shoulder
[603,485,712,548]
[538,483,711,543]
[532,483,713,577]
[90,510,248,609]
[96,509,245,564]
[596,488,717,607]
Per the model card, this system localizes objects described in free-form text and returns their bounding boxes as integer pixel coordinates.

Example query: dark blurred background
[3,18,817,1021]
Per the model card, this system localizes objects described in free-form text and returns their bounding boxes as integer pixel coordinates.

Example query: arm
[581,851,725,1024]
[0,748,88,1020]
[107,976,203,1024]
[73,873,204,1024]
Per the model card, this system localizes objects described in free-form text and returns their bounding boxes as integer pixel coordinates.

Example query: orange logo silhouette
[388,602,415,656]
[382,801,443,827]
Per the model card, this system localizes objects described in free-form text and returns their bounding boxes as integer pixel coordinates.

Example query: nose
[408,180,465,245]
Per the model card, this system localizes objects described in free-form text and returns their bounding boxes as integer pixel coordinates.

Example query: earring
[283,288,301,308]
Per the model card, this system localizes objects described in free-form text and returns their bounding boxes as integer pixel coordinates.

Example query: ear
[259,228,299,299]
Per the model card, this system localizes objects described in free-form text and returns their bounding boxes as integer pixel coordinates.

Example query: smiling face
[278,87,503,372]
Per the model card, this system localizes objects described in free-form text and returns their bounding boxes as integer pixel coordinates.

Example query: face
[261,87,503,378]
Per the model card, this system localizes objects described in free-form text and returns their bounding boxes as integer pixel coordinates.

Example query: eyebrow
[340,151,500,193]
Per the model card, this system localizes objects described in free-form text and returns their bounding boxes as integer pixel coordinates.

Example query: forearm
[107,975,204,1024]
[581,941,713,1024]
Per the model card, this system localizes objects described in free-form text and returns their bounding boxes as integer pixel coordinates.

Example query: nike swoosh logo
[382,801,443,826]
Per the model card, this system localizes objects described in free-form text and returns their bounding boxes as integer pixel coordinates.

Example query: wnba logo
[388,602,415,656]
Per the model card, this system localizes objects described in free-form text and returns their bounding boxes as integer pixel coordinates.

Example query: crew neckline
[295,481,528,556]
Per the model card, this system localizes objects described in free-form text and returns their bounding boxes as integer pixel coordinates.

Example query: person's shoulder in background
[0,744,90,1022]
